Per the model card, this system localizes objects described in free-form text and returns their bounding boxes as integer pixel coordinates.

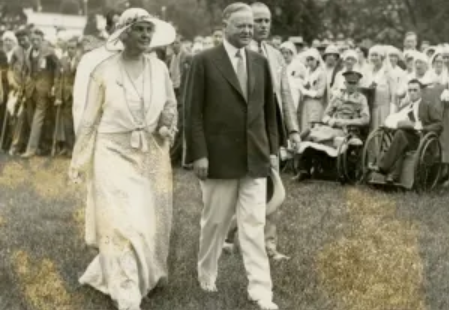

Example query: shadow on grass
[0,154,449,309]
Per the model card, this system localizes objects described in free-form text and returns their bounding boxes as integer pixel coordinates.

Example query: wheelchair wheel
[336,135,364,184]
[414,132,442,192]
[361,127,394,181]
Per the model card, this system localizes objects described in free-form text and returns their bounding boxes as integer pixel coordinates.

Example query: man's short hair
[408,79,424,89]
[32,29,44,37]
[222,2,252,21]
[250,2,270,10]
[15,28,30,38]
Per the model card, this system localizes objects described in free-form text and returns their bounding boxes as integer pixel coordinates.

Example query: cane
[0,106,9,152]
[51,103,62,157]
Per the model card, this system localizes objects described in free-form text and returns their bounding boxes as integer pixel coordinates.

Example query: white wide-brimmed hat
[266,168,286,216]
[106,8,176,51]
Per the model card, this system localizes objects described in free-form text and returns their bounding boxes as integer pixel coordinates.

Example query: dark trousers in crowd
[55,101,75,154]
[379,129,420,179]
[170,87,184,164]
[25,91,52,155]
[10,98,34,154]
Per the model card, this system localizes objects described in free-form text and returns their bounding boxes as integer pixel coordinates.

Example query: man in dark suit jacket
[184,3,279,310]
[21,28,60,158]
[378,79,443,182]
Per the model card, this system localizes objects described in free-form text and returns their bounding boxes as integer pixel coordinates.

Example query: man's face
[124,22,154,53]
[66,41,78,58]
[18,36,30,49]
[172,37,182,54]
[271,37,281,49]
[203,36,214,49]
[404,35,417,50]
[212,30,223,46]
[252,6,271,42]
[31,33,43,49]
[224,9,254,48]
[408,83,421,101]
[345,80,358,93]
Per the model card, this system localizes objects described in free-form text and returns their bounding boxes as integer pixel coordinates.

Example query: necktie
[258,43,263,55]
[235,50,248,101]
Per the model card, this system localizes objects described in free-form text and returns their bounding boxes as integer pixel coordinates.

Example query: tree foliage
[60,0,81,15]
[99,0,449,44]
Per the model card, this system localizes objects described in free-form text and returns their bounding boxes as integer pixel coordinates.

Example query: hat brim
[266,167,286,216]
[105,17,176,51]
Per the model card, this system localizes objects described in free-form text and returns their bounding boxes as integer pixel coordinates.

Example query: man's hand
[289,132,301,151]
[333,119,347,128]
[193,157,209,180]
[328,118,336,127]
[414,121,423,131]
[397,119,414,129]
[55,99,62,106]
[270,155,279,171]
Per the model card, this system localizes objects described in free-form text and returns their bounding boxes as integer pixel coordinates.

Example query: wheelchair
[361,126,442,191]
[291,122,368,185]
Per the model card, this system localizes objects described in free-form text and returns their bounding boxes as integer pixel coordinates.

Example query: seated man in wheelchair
[373,79,442,183]
[294,70,370,181]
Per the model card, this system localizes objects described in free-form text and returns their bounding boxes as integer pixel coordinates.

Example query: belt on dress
[130,124,149,152]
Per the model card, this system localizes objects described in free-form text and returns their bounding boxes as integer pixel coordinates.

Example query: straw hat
[266,168,286,216]
[323,45,340,57]
[106,8,176,51]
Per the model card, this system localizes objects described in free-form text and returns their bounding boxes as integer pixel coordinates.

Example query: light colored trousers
[198,177,273,301]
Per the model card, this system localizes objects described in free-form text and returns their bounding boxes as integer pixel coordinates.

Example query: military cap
[343,70,363,83]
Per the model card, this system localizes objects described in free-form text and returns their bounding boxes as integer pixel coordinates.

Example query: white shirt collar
[223,38,244,60]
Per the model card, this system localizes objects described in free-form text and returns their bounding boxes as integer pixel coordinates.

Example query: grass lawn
[1,154,449,310]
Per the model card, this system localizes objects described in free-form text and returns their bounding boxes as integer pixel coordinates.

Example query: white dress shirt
[412,98,421,123]
[223,38,246,75]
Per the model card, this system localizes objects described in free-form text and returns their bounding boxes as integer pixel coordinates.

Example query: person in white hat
[322,45,341,103]
[69,8,177,310]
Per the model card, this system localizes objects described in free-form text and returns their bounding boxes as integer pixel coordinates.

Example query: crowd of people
[0,2,448,310]
[0,4,447,185]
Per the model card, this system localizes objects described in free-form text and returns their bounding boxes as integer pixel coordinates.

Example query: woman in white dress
[368,45,397,131]
[299,48,327,132]
[280,41,306,113]
[69,8,177,310]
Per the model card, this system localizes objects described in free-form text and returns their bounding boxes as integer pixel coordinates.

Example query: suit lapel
[211,45,246,101]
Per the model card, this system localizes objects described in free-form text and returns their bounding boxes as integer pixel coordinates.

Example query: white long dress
[70,53,177,310]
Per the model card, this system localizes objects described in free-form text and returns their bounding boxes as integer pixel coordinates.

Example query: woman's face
[356,48,365,61]
[434,55,444,72]
[389,54,399,66]
[370,52,382,67]
[344,57,357,70]
[3,38,15,51]
[306,56,318,70]
[443,53,449,67]
[123,21,154,53]
[281,48,293,64]
[415,60,427,75]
